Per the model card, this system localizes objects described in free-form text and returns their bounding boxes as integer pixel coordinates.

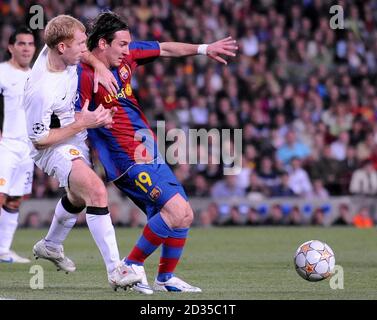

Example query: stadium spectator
[288,158,313,197]
[333,203,353,226]
[353,206,374,228]
[276,130,311,166]
[270,172,296,197]
[349,159,377,195]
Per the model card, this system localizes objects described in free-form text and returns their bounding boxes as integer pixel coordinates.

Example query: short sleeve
[24,86,54,143]
[129,41,160,66]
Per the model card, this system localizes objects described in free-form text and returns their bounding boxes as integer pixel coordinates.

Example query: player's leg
[0,151,33,263]
[67,159,141,289]
[115,163,200,293]
[154,193,201,293]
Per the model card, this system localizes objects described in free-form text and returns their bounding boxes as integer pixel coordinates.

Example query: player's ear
[7,44,14,55]
[56,42,66,55]
[98,38,108,50]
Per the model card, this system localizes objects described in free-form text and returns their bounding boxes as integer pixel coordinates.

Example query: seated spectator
[23,211,43,229]
[276,130,311,165]
[330,131,350,161]
[349,159,377,195]
[353,206,374,228]
[333,203,353,226]
[199,202,219,228]
[246,207,261,226]
[307,179,330,200]
[264,204,285,225]
[286,206,303,226]
[186,174,210,197]
[211,175,246,199]
[246,172,269,201]
[288,157,313,197]
[311,208,326,226]
[222,206,244,226]
[308,145,342,195]
[270,172,296,197]
[257,156,280,190]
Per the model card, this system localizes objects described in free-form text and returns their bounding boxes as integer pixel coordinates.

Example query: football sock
[126,212,171,266]
[45,196,82,248]
[0,206,19,254]
[157,228,189,282]
[86,206,120,273]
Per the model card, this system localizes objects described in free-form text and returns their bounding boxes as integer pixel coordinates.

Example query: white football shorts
[33,138,91,188]
[0,140,34,196]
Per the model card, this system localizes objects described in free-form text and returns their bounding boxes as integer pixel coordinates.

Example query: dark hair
[8,26,34,45]
[87,12,129,51]
[6,26,34,59]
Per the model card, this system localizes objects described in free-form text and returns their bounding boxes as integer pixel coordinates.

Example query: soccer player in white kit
[23,15,141,290]
[0,27,36,264]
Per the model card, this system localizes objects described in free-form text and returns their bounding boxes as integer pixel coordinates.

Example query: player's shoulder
[78,62,94,80]
[129,40,160,50]
[0,61,10,73]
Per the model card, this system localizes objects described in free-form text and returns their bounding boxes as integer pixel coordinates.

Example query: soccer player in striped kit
[76,12,237,294]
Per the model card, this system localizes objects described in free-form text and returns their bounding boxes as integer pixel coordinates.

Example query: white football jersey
[0,61,31,144]
[24,45,86,156]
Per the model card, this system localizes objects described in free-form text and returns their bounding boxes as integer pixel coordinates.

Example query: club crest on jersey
[0,178,6,186]
[149,186,162,201]
[69,149,80,156]
[119,66,129,80]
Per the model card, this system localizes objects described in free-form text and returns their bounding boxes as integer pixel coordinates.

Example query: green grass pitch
[1,227,376,300]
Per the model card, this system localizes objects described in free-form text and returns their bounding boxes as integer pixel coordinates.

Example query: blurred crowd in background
[1,0,377,228]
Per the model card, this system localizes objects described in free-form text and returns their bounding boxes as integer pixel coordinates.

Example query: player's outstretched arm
[81,51,119,95]
[159,36,238,65]
[32,100,114,150]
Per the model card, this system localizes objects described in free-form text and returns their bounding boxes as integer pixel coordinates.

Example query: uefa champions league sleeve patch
[32,123,46,134]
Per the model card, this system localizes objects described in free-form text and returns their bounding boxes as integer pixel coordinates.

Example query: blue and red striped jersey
[75,41,162,181]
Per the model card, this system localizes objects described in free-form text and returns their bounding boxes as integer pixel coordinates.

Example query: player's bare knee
[5,196,22,210]
[0,193,5,207]
[184,204,194,227]
[87,183,108,207]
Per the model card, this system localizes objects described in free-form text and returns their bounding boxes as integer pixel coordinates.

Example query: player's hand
[206,36,238,65]
[104,107,118,129]
[79,99,115,129]
[93,63,119,96]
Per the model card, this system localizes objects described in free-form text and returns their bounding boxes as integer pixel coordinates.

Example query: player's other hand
[207,36,238,65]
[79,99,115,129]
[93,63,119,96]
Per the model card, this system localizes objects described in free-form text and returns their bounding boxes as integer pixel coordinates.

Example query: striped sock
[126,213,170,266]
[157,228,189,282]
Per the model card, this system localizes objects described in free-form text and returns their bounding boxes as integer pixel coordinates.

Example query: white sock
[86,213,120,273]
[45,199,78,248]
[0,207,19,254]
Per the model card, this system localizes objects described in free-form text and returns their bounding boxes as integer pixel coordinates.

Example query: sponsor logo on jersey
[104,86,132,104]
[69,149,80,156]
[125,83,132,96]
[149,186,162,201]
[32,123,45,135]
[0,178,6,186]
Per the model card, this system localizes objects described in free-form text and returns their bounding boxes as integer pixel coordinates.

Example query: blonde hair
[45,15,85,49]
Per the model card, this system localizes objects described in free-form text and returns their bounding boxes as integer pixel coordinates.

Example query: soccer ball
[294,240,335,282]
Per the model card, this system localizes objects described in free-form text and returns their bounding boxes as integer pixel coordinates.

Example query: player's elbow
[31,137,50,150]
